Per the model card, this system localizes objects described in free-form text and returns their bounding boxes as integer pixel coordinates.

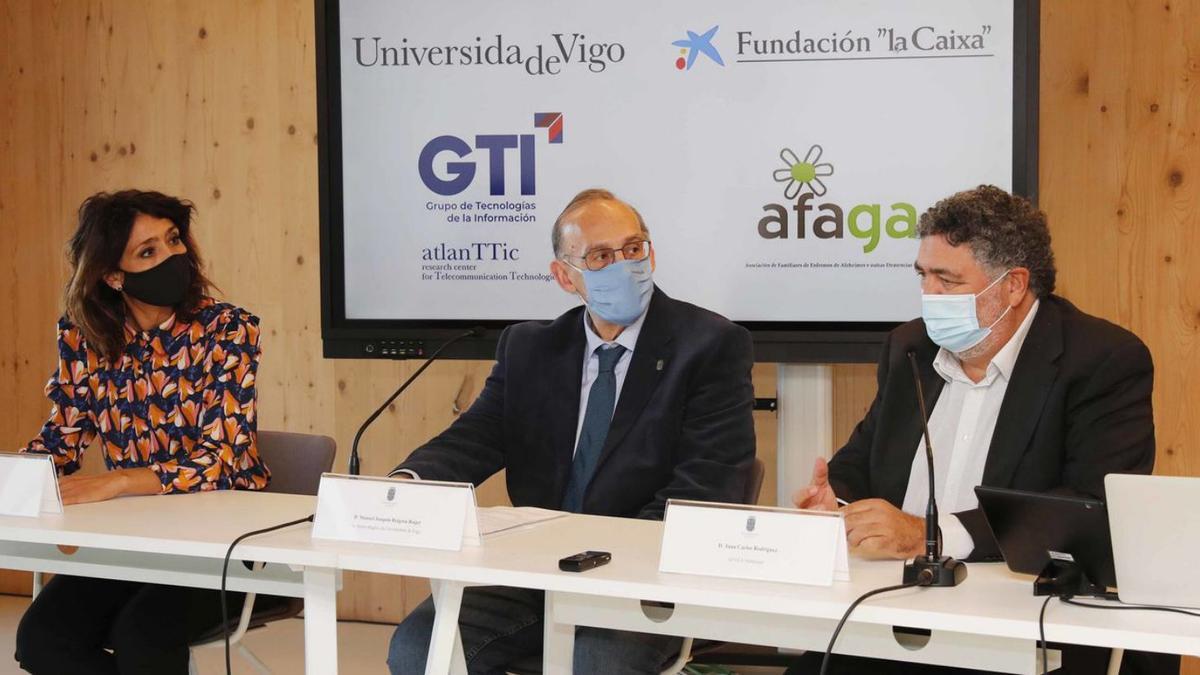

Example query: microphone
[902,350,967,587]
[348,327,485,475]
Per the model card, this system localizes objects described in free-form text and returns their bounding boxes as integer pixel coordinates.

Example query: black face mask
[119,253,193,307]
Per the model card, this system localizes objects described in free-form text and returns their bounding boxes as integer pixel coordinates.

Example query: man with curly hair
[790,185,1174,675]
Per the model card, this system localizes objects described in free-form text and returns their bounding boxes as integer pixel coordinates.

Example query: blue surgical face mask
[572,257,654,326]
[921,271,1012,354]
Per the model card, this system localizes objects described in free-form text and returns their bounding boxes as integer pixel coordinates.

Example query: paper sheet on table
[477,507,566,537]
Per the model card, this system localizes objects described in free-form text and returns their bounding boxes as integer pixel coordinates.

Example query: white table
[0,491,340,675]
[4,499,1197,674]
[259,512,1200,675]
[522,516,1200,674]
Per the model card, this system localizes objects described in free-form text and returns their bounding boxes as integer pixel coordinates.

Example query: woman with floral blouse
[15,190,271,675]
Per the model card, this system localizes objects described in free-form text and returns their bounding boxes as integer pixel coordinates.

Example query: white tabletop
[2,495,1195,656]
[0,490,332,567]
[259,511,1200,656]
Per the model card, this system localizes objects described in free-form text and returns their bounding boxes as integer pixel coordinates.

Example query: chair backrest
[744,457,766,505]
[255,430,337,496]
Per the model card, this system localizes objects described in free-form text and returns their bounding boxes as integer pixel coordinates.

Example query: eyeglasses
[563,240,652,271]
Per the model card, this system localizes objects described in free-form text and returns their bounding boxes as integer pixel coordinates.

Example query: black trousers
[784,645,1180,675]
[15,575,248,675]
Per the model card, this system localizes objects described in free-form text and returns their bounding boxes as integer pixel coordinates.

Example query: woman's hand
[58,468,161,505]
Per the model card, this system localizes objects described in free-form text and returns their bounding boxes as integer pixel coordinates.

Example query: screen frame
[316,0,1040,363]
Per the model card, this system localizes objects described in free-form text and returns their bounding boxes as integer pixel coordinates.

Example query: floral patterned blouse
[21,297,271,494]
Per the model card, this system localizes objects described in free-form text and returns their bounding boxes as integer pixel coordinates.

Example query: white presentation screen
[319,0,1036,358]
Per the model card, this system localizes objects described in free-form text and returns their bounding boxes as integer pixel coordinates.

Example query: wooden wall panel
[1041,0,1198,481]
[1041,2,1199,672]
[0,0,69,599]
[0,4,1196,671]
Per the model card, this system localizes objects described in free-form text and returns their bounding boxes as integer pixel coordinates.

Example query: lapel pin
[656,359,664,371]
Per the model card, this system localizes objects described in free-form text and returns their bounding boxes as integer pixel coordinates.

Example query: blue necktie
[562,345,626,512]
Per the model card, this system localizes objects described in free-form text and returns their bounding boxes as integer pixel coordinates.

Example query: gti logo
[418,112,564,196]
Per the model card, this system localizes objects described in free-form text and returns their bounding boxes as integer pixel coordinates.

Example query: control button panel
[364,340,426,358]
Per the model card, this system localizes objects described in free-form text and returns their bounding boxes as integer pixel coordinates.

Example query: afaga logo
[419,113,564,197]
[672,25,725,70]
[758,144,917,253]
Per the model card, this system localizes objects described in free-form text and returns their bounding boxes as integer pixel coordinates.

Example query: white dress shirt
[572,308,645,456]
[901,300,1040,558]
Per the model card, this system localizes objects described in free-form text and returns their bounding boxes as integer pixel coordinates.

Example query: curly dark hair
[917,185,1056,298]
[64,190,216,362]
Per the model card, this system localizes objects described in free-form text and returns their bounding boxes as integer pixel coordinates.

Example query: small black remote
[559,550,612,572]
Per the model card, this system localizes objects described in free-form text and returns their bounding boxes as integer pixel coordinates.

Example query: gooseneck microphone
[902,350,967,587]
[348,327,485,475]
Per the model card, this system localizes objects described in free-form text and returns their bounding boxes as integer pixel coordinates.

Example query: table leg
[543,591,575,675]
[427,579,466,675]
[451,629,468,675]
[303,566,339,675]
[1106,648,1124,675]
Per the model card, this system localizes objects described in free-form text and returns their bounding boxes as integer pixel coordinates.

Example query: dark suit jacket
[392,287,756,520]
[828,294,1155,561]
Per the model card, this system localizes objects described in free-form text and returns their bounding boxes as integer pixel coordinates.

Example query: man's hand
[842,498,925,560]
[791,457,839,511]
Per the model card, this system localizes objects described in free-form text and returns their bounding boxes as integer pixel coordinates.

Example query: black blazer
[828,295,1155,561]
[393,288,756,520]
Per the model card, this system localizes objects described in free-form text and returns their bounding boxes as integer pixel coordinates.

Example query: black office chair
[685,457,810,670]
[187,430,336,675]
[744,456,767,507]
[505,458,768,675]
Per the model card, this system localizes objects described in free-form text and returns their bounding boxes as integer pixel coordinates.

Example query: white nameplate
[312,473,481,550]
[0,453,63,518]
[659,499,849,586]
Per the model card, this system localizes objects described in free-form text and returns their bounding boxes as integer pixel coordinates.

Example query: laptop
[975,486,1116,595]
[1105,474,1200,609]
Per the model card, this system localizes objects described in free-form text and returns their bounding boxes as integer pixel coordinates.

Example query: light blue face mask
[573,257,654,326]
[921,271,1011,354]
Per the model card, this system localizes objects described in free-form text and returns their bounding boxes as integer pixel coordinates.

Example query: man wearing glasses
[386,188,756,674]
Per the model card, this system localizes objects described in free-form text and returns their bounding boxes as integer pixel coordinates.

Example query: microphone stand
[902,351,968,587]
[348,327,484,475]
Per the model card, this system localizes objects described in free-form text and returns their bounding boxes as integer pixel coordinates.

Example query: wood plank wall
[1041,0,1198,482]
[0,2,1196,671]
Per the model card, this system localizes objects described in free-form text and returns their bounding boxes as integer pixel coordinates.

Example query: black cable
[221,514,315,675]
[819,575,929,675]
[1033,595,1200,675]
[1038,595,1052,675]
[1060,596,1200,618]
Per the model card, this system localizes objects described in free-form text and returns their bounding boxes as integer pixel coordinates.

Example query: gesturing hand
[791,457,839,511]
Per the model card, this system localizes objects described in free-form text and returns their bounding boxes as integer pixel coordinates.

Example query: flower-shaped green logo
[774,145,834,199]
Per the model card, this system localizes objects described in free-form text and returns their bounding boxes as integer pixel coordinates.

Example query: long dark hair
[64,190,215,362]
